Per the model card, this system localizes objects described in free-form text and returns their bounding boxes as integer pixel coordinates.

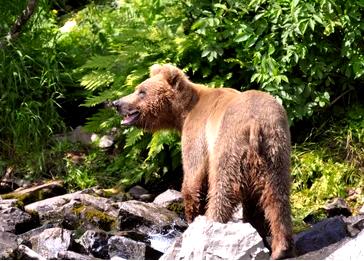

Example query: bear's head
[112,64,196,131]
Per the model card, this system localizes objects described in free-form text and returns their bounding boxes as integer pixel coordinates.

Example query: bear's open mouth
[121,110,140,126]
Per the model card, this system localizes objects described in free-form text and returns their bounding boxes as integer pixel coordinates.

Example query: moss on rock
[72,205,117,231]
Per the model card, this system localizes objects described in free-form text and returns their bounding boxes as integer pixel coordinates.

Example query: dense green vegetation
[1,0,363,228]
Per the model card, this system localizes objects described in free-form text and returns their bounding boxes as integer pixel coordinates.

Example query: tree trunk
[0,0,38,47]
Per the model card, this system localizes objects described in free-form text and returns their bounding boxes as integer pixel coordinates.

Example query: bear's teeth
[121,111,139,125]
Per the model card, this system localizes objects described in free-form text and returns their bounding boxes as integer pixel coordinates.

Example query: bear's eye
[138,90,146,98]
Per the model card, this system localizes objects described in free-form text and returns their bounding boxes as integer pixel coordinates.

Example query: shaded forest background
[0,0,363,229]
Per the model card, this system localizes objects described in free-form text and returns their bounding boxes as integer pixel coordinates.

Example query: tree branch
[0,0,38,47]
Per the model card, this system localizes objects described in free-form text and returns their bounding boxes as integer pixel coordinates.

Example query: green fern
[82,89,125,107]
[124,128,145,148]
[146,130,180,160]
[80,70,115,91]
[84,108,119,133]
[81,55,118,70]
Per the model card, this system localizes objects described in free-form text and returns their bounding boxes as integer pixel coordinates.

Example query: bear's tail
[247,120,263,169]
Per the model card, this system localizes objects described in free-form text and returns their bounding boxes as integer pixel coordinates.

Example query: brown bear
[112,64,295,259]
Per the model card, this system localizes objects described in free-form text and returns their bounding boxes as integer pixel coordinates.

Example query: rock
[0,207,38,234]
[108,235,147,260]
[78,230,110,259]
[18,223,59,244]
[324,197,352,217]
[62,202,116,231]
[0,232,18,259]
[148,227,183,254]
[1,180,66,205]
[99,135,114,148]
[153,189,183,206]
[58,250,98,260]
[29,227,73,259]
[139,194,154,202]
[294,237,351,260]
[160,216,270,260]
[344,215,364,237]
[17,244,46,260]
[326,230,364,260]
[359,205,364,215]
[25,191,82,220]
[231,204,243,222]
[59,126,116,149]
[110,255,127,260]
[68,126,93,145]
[294,216,348,256]
[108,235,162,260]
[114,230,149,243]
[153,189,183,209]
[25,191,119,225]
[117,200,187,233]
[128,186,152,202]
[0,199,19,210]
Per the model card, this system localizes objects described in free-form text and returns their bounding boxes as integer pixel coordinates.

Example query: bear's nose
[112,99,123,108]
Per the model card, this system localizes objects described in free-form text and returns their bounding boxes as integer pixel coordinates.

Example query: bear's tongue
[121,111,139,125]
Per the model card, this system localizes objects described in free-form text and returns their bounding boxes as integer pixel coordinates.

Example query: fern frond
[82,89,125,107]
[84,108,119,133]
[81,70,115,91]
[81,55,118,70]
[124,128,145,148]
[146,130,180,160]
[124,67,148,89]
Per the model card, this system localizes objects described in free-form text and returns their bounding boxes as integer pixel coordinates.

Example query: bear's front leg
[181,134,208,223]
[181,166,208,223]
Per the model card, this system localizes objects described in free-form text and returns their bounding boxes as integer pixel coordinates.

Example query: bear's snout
[112,99,124,110]
[112,96,141,126]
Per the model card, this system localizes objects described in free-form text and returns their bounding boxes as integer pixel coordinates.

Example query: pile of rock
[1,180,364,260]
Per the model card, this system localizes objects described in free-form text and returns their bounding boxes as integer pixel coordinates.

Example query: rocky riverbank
[1,180,363,259]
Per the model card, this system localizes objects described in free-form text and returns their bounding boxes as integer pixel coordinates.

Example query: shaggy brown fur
[112,64,295,259]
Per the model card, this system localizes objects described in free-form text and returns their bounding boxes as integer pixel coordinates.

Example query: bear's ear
[149,64,183,89]
[149,64,163,77]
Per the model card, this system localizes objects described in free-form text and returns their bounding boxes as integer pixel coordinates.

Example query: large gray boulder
[25,191,120,220]
[24,191,119,231]
[153,189,183,208]
[0,199,19,210]
[294,216,348,256]
[326,230,364,260]
[160,215,270,260]
[29,227,73,259]
[78,230,110,259]
[0,207,38,234]
[0,232,18,259]
[117,200,187,232]
[108,235,162,260]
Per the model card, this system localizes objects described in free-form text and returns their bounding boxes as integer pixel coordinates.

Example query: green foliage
[62,128,181,189]
[0,0,67,176]
[291,145,362,229]
[291,104,364,228]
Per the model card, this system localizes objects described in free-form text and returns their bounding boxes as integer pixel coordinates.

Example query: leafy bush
[0,0,67,176]
[291,104,364,228]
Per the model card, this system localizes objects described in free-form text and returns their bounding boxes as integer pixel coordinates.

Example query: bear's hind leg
[242,198,271,251]
[260,179,295,259]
